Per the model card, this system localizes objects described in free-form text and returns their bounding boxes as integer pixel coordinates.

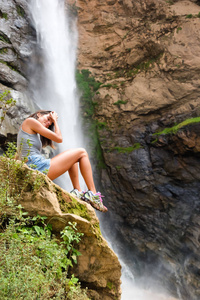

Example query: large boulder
[0,156,121,300]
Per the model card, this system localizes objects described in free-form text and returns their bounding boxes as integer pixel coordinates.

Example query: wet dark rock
[0,0,35,151]
[100,122,200,299]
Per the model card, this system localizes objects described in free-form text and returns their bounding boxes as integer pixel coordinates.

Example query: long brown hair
[28,110,55,148]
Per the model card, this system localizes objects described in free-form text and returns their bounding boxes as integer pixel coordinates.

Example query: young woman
[17,110,107,212]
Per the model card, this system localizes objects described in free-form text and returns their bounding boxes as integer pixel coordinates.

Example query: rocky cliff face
[0,0,35,151]
[73,0,200,299]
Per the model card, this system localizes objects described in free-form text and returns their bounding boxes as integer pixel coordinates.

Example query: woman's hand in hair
[50,111,58,123]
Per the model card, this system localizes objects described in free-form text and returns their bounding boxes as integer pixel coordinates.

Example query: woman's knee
[78,148,88,158]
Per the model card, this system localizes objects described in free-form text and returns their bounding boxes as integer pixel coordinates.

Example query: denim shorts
[26,154,51,174]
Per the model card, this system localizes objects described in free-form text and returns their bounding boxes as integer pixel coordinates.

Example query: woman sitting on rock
[17,110,107,212]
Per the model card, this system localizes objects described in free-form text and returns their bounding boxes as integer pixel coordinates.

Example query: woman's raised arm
[24,116,63,143]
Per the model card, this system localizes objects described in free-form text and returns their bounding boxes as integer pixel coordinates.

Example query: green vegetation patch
[166,0,174,4]
[0,213,88,299]
[0,10,8,20]
[56,189,101,238]
[107,281,113,290]
[76,69,101,117]
[0,34,10,44]
[76,69,106,170]
[153,117,200,137]
[106,281,117,295]
[176,27,182,33]
[93,222,102,239]
[110,143,142,154]
[101,83,118,89]
[101,83,113,88]
[16,5,25,17]
[184,12,200,19]
[0,60,21,74]
[113,100,128,107]
[116,166,122,170]
[60,195,102,239]
[0,48,8,54]
[60,195,92,222]
[125,56,163,78]
[0,90,16,126]
[96,121,107,130]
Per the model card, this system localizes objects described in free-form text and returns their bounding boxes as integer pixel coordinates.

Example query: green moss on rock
[65,196,92,222]
[153,117,200,137]
[110,143,142,154]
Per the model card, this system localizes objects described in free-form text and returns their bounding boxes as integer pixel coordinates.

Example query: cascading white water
[27,1,179,300]
[98,217,179,300]
[28,0,83,189]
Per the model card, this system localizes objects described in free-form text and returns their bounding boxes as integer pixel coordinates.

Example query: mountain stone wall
[72,0,200,299]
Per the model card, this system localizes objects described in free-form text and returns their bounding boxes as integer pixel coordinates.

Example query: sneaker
[70,189,84,200]
[83,191,108,212]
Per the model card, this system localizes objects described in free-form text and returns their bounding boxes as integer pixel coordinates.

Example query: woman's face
[37,113,53,128]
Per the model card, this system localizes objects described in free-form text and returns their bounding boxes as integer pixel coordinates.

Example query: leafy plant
[60,222,83,266]
[4,141,17,159]
[0,90,16,127]
[0,213,86,299]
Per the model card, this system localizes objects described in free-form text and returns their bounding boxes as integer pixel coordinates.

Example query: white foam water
[121,263,179,300]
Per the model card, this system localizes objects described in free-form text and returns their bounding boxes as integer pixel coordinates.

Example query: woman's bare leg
[47,148,96,193]
[68,163,81,191]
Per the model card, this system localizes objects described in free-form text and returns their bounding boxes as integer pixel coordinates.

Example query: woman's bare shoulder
[24,117,38,123]
[22,118,38,133]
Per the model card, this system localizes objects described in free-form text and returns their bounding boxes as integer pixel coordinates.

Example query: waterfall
[28,0,83,190]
